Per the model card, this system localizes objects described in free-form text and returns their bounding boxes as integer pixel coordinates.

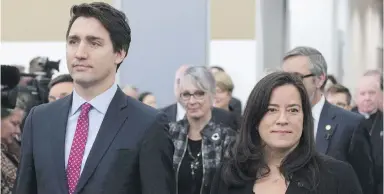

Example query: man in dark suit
[352,71,384,194]
[282,46,374,194]
[162,65,239,131]
[363,71,383,194]
[14,2,175,194]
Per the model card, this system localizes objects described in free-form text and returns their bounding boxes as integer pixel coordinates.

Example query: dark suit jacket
[316,101,374,194]
[370,111,383,194]
[161,103,239,131]
[14,88,175,194]
[229,97,242,116]
[210,155,363,194]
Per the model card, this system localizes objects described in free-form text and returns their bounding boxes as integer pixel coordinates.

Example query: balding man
[354,75,381,116]
[355,70,383,194]
[161,65,239,131]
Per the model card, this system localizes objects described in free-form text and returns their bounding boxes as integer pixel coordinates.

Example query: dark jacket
[169,119,237,194]
[229,97,242,117]
[14,88,175,194]
[210,155,363,194]
[370,111,383,194]
[316,101,374,194]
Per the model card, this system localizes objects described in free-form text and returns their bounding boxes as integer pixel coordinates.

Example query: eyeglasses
[292,72,315,80]
[180,91,206,101]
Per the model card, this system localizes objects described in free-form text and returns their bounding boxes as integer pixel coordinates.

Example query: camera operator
[14,57,61,126]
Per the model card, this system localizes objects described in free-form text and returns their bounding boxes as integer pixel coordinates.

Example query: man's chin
[74,78,96,88]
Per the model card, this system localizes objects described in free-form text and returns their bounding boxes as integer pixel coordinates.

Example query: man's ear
[317,74,327,89]
[114,49,127,65]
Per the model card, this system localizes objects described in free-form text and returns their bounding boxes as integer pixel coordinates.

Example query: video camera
[27,56,60,79]
[1,65,21,110]
[2,57,60,135]
[18,57,61,109]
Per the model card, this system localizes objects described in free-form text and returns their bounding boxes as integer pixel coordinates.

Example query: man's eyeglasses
[180,91,205,101]
[292,72,315,80]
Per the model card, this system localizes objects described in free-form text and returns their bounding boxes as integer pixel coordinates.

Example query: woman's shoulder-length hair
[222,71,320,187]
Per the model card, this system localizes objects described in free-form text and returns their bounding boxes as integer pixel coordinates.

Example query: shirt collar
[177,102,186,119]
[312,95,326,121]
[71,84,118,116]
[177,102,185,112]
[359,109,378,119]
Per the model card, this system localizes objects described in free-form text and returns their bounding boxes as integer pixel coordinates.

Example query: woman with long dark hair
[210,72,362,194]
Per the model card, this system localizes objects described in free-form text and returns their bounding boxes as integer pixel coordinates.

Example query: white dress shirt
[312,95,326,138]
[176,102,186,121]
[65,84,118,174]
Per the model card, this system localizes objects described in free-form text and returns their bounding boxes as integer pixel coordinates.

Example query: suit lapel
[75,89,130,193]
[316,101,338,154]
[50,94,72,194]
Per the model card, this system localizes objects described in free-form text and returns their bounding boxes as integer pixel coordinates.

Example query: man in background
[282,46,374,194]
[357,70,384,194]
[122,85,139,99]
[353,72,382,119]
[326,84,352,110]
[48,74,74,102]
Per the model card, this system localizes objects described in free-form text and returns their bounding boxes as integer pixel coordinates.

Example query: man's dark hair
[138,92,153,102]
[326,84,352,105]
[210,66,225,72]
[327,75,337,85]
[48,74,73,89]
[66,2,131,70]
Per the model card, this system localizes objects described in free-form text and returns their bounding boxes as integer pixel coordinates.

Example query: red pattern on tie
[66,103,92,194]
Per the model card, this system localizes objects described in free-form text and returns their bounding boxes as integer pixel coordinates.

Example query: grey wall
[118,0,209,108]
[257,0,287,72]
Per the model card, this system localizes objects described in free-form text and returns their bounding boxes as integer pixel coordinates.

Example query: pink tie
[66,103,92,194]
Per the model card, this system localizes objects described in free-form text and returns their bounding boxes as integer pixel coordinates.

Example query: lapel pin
[380,131,383,137]
[325,125,331,131]
[211,133,220,141]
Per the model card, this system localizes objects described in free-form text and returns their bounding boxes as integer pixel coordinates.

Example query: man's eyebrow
[86,35,104,42]
[67,35,80,40]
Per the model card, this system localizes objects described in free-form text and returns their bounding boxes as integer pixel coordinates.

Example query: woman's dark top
[178,139,203,194]
[210,154,363,194]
